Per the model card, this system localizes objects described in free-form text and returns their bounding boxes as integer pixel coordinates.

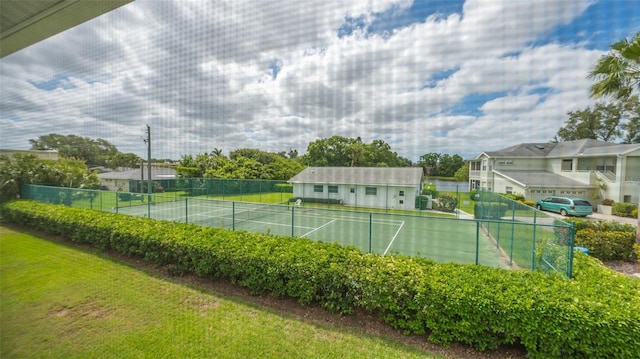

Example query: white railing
[596,170,616,182]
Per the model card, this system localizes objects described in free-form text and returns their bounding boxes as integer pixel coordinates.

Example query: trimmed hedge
[612,202,638,218]
[474,203,508,219]
[563,218,636,262]
[576,228,636,261]
[562,217,635,233]
[2,200,639,359]
[288,197,342,205]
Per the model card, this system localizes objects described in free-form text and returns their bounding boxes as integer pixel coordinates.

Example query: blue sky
[1,0,639,161]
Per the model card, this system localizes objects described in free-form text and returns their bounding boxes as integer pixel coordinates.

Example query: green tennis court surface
[109,198,509,268]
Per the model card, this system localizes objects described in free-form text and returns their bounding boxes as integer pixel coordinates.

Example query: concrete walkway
[581,212,638,226]
[457,208,638,227]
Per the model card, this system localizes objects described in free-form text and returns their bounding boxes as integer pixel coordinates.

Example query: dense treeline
[176,148,305,181]
[300,136,412,167]
[0,154,99,202]
[29,134,142,168]
[10,133,470,188]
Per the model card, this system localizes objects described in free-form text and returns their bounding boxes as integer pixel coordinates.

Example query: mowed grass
[70,191,191,210]
[0,226,440,359]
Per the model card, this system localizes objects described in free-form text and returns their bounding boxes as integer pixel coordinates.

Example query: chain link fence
[21,184,576,276]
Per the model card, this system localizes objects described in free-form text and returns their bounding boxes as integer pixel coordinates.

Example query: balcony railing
[596,170,616,182]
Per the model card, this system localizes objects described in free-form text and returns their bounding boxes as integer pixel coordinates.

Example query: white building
[98,165,176,192]
[288,167,423,210]
[468,139,640,205]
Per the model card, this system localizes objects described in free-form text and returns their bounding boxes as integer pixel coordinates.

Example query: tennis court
[109,197,510,268]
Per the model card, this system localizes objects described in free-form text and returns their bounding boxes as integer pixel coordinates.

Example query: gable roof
[479,139,640,159]
[482,143,556,158]
[289,167,423,186]
[494,170,594,189]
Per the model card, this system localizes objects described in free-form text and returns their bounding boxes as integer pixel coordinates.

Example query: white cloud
[0,0,625,162]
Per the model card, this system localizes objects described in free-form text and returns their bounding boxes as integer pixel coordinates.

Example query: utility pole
[144,125,152,217]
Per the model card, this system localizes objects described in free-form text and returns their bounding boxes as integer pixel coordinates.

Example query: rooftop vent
[534,144,545,150]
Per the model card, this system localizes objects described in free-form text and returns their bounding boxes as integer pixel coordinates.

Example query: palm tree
[588,32,640,99]
[588,31,640,243]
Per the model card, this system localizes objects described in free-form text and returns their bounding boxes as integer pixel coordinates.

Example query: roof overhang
[1,0,133,58]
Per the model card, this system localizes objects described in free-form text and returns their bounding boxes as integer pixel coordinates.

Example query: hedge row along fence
[563,218,637,262]
[1,200,639,359]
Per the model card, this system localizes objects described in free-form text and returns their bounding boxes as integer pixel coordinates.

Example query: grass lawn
[0,226,442,359]
[70,191,190,210]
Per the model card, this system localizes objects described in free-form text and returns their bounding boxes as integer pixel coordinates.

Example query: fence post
[567,222,576,278]
[291,206,295,237]
[510,199,516,252]
[232,201,236,231]
[531,211,537,269]
[475,220,480,264]
[185,197,189,224]
[531,227,536,271]
[369,212,373,253]
[456,185,459,219]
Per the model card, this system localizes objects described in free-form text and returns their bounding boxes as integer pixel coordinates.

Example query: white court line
[243,219,316,230]
[383,221,405,255]
[301,219,337,238]
[292,211,404,226]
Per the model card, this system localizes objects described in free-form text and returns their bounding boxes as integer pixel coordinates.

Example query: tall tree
[29,134,119,167]
[177,148,303,180]
[0,154,99,202]
[302,136,410,167]
[438,154,465,177]
[588,31,640,242]
[556,97,639,143]
[302,136,354,167]
[418,153,441,176]
[589,32,640,100]
[454,162,470,182]
[418,152,465,177]
[104,152,143,169]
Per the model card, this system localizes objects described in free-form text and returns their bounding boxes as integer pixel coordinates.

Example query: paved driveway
[545,211,638,226]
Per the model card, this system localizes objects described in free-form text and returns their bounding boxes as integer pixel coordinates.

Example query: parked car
[535,196,593,217]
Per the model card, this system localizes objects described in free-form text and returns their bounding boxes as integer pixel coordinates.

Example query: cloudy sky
[1,0,639,162]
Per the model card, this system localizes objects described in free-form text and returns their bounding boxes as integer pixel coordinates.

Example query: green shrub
[288,197,342,205]
[274,183,294,193]
[575,228,636,261]
[563,217,635,233]
[2,200,640,359]
[474,203,508,219]
[635,244,640,264]
[435,194,457,213]
[421,189,439,197]
[468,189,478,201]
[522,200,535,207]
[601,198,614,206]
[612,202,638,218]
[632,208,638,218]
[499,193,524,201]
